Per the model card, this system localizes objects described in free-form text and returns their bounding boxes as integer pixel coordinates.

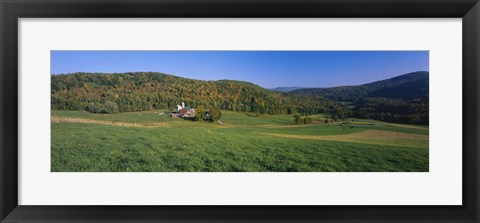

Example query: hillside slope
[290,71,429,101]
[291,71,429,125]
[51,72,340,115]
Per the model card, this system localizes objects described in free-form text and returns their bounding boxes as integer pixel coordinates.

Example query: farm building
[170,102,196,118]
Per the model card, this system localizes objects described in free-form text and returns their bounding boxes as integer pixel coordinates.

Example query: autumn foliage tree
[195,105,206,121]
[209,106,222,122]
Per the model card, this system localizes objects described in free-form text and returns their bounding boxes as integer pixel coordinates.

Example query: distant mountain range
[289,71,429,102]
[270,87,305,92]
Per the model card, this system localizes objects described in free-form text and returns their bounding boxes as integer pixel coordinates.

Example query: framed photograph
[1,0,479,222]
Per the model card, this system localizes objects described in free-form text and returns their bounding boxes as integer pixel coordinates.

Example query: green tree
[87,102,97,113]
[104,101,119,114]
[304,116,313,124]
[294,114,302,124]
[334,113,339,121]
[195,105,205,121]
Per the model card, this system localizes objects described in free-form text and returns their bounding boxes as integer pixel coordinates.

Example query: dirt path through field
[51,117,167,128]
[263,130,428,148]
[349,122,428,130]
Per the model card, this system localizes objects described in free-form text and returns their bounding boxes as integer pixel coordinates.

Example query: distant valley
[287,71,429,125]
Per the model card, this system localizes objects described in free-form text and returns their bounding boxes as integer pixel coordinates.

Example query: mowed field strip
[52,116,338,129]
[263,130,428,148]
[51,116,169,128]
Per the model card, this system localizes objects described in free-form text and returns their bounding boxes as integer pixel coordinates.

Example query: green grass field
[51,110,429,172]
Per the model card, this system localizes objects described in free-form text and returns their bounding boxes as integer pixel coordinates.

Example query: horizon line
[50,70,429,89]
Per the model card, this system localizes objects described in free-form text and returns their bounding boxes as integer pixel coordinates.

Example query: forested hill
[290,71,429,125]
[51,72,342,115]
[290,71,429,102]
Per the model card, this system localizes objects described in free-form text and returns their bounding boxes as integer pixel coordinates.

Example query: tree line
[352,97,428,125]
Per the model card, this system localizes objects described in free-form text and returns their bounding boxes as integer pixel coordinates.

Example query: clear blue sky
[51,51,428,88]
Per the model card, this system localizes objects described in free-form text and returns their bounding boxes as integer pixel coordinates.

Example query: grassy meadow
[51,110,429,172]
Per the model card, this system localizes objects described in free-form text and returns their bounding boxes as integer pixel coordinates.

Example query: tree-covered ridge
[290,71,429,101]
[290,71,429,125]
[51,72,342,115]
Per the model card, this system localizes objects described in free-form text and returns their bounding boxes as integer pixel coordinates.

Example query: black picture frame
[1,0,479,222]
